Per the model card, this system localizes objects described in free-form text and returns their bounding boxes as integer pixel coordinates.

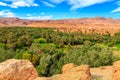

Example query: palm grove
[0,27,120,76]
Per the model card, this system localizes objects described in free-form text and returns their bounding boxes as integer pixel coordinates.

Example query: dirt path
[90,66,112,80]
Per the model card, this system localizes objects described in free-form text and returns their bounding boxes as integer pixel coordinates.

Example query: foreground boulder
[112,61,120,80]
[62,63,91,75]
[34,77,49,80]
[0,59,38,80]
[62,63,76,74]
[0,59,92,80]
[60,63,92,80]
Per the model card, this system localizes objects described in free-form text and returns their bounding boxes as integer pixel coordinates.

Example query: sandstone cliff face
[0,59,38,80]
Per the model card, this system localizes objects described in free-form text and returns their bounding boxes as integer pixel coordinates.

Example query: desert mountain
[0,17,31,26]
[0,17,120,35]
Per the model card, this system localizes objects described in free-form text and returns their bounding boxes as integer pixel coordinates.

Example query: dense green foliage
[0,27,120,76]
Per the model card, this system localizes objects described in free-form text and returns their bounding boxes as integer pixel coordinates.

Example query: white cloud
[1,0,38,8]
[50,0,111,10]
[42,1,55,7]
[111,7,120,13]
[0,10,16,17]
[25,14,52,20]
[27,16,52,20]
[50,0,64,4]
[68,0,111,10]
[27,14,31,16]
[111,0,120,13]
[41,12,45,15]
[0,2,7,6]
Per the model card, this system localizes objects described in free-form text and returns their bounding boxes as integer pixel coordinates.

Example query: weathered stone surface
[34,77,49,80]
[60,63,92,80]
[112,61,120,80]
[0,59,38,80]
[62,63,76,74]
[0,60,92,80]
[60,71,92,80]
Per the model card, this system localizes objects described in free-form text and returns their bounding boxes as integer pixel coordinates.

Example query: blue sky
[0,0,120,20]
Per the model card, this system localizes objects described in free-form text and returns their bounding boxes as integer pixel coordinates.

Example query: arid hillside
[0,17,31,26]
[1,17,120,35]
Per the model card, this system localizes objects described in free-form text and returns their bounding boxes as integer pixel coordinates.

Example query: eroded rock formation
[60,63,92,80]
[0,60,92,80]
[0,59,38,80]
[1,59,120,80]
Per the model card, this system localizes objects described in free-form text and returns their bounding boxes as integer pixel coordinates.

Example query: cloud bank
[0,10,16,17]
[25,13,52,20]
[50,0,111,10]
[0,2,7,6]
[42,1,55,7]
[111,0,120,13]
[0,0,38,8]
[111,7,120,13]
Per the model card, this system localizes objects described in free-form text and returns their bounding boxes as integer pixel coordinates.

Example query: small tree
[34,38,47,43]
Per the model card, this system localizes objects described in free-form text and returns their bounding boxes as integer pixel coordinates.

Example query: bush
[116,44,120,49]
[21,52,39,65]
[34,38,47,43]
[36,54,52,76]
[22,52,31,60]
[0,43,7,49]
[59,45,115,67]
[107,42,115,47]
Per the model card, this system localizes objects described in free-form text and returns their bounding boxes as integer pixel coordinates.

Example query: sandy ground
[91,66,112,80]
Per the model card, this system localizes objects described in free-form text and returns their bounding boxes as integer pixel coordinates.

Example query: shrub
[34,38,47,43]
[116,44,120,49]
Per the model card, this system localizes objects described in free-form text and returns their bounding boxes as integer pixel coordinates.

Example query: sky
[0,0,120,20]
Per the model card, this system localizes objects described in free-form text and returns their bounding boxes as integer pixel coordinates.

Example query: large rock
[60,63,92,80]
[0,59,38,80]
[112,61,120,80]
[34,77,49,80]
[62,63,91,74]
[0,59,92,80]
[60,71,92,80]
[62,63,76,74]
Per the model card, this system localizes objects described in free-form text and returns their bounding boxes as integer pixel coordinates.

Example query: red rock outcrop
[0,59,38,80]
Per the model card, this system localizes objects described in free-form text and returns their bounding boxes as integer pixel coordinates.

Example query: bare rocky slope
[0,59,120,80]
[0,17,32,26]
[0,17,120,35]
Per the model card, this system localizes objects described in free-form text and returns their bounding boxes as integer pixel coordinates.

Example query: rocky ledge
[0,59,120,80]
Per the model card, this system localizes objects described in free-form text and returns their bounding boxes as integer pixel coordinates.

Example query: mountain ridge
[0,17,120,35]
